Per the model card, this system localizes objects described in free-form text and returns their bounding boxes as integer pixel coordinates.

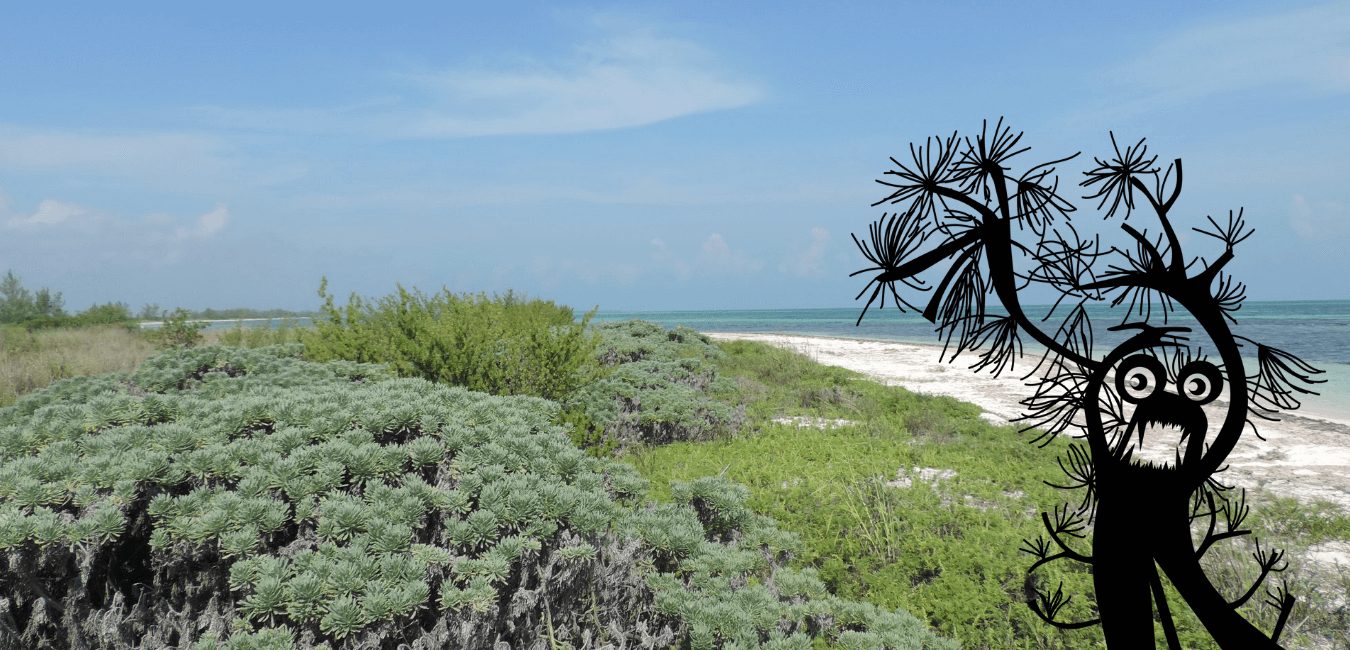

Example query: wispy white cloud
[177,204,229,239]
[5,199,85,228]
[198,17,763,138]
[528,256,644,291]
[0,125,307,192]
[2,198,231,266]
[401,28,762,137]
[649,237,692,279]
[780,227,830,277]
[1290,193,1349,240]
[1098,3,1350,116]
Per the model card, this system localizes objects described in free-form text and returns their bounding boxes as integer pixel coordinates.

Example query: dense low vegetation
[0,342,955,649]
[217,319,307,349]
[302,280,600,402]
[631,340,1350,650]
[565,321,744,453]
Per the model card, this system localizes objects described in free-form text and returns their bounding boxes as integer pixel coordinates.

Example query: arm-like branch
[1150,565,1184,650]
[1229,540,1287,609]
[1021,534,1094,573]
[1042,507,1092,563]
[1120,223,1166,271]
[1195,488,1253,560]
[1265,580,1296,644]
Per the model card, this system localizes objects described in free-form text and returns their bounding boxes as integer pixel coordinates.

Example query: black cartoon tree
[849,120,1324,649]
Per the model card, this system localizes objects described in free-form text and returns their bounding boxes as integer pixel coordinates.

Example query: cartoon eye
[1116,355,1164,402]
[1179,360,1223,405]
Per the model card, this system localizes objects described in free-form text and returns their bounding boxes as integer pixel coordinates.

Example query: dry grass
[0,325,156,407]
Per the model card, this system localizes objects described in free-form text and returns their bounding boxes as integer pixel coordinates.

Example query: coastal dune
[706,332,1350,515]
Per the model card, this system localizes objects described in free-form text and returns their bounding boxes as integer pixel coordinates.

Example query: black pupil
[1188,378,1205,395]
[1130,374,1147,390]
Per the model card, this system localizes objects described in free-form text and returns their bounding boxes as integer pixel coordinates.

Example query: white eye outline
[1116,355,1165,403]
[1183,375,1210,400]
[1123,367,1157,400]
[1178,360,1224,405]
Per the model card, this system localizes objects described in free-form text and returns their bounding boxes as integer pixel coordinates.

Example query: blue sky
[2,1,1348,312]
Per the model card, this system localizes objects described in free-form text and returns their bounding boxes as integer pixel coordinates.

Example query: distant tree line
[0,271,134,328]
[0,270,314,330]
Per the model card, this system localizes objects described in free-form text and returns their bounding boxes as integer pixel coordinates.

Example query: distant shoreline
[707,331,1350,514]
[702,330,1350,427]
[138,317,314,328]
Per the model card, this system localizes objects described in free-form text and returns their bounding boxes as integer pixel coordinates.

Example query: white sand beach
[708,332,1350,516]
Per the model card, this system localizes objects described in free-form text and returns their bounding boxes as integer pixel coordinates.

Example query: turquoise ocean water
[594,301,1350,423]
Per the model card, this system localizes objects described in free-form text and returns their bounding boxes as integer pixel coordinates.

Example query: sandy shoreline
[707,331,1350,514]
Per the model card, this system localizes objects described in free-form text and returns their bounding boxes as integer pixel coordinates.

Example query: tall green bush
[302,279,600,401]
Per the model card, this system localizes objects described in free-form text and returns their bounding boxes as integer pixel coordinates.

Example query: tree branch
[1161,159,1183,212]
[1042,511,1092,564]
[1028,550,1090,573]
[1120,224,1165,271]
[1266,581,1296,644]
[1230,541,1286,610]
[853,229,981,285]
[1028,601,1101,630]
[1196,530,1251,560]
[932,182,1101,370]
[1129,172,1185,271]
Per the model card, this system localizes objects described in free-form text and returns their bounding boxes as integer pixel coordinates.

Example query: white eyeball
[1183,375,1210,400]
[1123,366,1157,400]
[1116,355,1166,403]
[1178,360,1223,404]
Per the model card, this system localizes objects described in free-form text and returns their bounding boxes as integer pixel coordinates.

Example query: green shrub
[71,301,135,327]
[0,270,136,329]
[567,321,743,450]
[302,279,599,401]
[147,307,208,348]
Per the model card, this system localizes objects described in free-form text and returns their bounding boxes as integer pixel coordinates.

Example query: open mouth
[1120,413,1202,469]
